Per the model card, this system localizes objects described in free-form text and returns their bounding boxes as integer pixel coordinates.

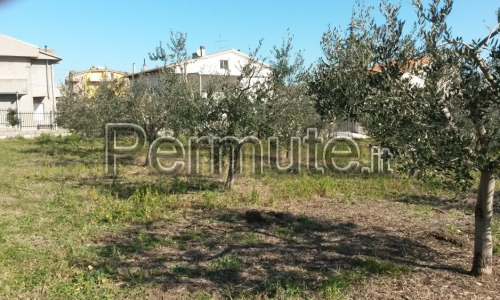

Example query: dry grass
[0,134,498,299]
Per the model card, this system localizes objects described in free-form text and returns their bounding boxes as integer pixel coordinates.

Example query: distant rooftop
[0,33,62,61]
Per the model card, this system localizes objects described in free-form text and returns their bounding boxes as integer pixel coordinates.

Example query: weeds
[296,216,322,231]
[89,185,181,224]
[443,224,461,234]
[323,258,411,298]
[172,230,205,250]
[493,219,500,255]
[265,278,305,299]
[274,226,292,236]
[172,265,200,277]
[211,256,243,274]
[228,232,261,244]
[0,136,471,298]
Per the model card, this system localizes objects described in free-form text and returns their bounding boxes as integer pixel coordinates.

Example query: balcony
[0,79,28,95]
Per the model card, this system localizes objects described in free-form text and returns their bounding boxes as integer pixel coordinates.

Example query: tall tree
[58,69,193,166]
[260,30,322,159]
[127,69,192,164]
[149,30,192,84]
[310,0,500,276]
[194,43,269,188]
[57,79,131,137]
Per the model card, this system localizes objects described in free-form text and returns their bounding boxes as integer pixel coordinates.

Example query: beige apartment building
[0,34,61,130]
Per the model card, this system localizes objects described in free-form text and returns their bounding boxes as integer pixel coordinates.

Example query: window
[89,73,100,82]
[220,59,228,69]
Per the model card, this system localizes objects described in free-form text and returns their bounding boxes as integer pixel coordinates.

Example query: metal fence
[0,110,57,130]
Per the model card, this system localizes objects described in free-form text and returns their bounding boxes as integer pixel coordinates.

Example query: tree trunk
[471,169,495,276]
[225,145,241,189]
[145,133,156,166]
[145,140,153,166]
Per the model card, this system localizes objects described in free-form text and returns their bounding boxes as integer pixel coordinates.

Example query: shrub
[6,108,20,127]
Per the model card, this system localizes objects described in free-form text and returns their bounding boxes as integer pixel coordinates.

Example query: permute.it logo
[105,123,393,176]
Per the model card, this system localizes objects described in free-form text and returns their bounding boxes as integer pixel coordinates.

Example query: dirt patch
[429,231,469,248]
[84,196,500,298]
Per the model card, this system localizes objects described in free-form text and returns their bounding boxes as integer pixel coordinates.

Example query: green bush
[6,108,20,127]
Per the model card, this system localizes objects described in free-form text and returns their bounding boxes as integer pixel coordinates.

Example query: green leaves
[311,0,500,187]
[57,80,131,137]
[149,31,188,65]
[6,108,19,127]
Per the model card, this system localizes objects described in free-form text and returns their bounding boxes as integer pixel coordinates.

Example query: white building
[128,46,272,94]
[0,34,61,129]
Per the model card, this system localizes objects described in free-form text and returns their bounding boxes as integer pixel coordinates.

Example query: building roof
[69,68,127,77]
[127,48,271,78]
[371,57,431,73]
[0,34,62,61]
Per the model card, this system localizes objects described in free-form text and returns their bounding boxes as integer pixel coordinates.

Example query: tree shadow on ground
[76,175,223,199]
[80,208,468,297]
[395,193,500,217]
[18,136,106,165]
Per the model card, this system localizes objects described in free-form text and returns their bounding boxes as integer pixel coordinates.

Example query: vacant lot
[0,135,499,299]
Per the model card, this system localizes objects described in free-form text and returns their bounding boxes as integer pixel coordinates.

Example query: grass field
[0,134,499,299]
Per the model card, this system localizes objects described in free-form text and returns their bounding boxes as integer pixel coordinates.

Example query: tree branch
[440,24,500,89]
[476,23,500,50]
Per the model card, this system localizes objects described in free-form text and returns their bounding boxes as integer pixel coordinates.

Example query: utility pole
[214,33,228,50]
[15,91,20,130]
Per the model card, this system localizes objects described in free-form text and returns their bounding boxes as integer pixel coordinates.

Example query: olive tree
[149,30,195,90]
[310,0,500,276]
[57,79,131,137]
[127,70,193,164]
[260,30,322,157]
[194,36,320,188]
[191,44,270,188]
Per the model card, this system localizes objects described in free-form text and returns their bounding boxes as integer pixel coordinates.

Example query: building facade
[0,34,62,129]
[66,67,126,97]
[127,46,272,94]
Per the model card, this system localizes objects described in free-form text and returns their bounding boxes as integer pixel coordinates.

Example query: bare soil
[90,191,500,299]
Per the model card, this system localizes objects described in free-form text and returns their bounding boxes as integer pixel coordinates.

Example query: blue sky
[0,0,498,83]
